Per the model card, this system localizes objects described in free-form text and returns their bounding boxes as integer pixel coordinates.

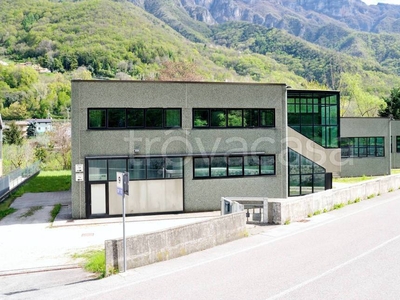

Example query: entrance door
[89,183,107,215]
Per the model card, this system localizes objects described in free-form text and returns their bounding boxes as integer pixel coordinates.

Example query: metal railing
[221,197,269,224]
[0,161,40,202]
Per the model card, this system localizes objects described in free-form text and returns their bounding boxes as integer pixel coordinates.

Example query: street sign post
[116,171,129,272]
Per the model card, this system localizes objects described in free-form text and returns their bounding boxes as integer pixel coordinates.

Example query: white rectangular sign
[116,172,124,196]
[76,173,84,181]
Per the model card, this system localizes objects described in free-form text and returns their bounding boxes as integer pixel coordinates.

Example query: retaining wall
[105,212,247,275]
[269,175,400,224]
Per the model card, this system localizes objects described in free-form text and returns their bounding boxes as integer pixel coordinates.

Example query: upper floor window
[88,108,181,129]
[193,108,275,129]
[341,137,385,158]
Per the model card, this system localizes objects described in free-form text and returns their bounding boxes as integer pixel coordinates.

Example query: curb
[0,264,81,277]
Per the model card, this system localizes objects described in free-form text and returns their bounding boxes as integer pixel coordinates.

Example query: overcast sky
[361,0,400,5]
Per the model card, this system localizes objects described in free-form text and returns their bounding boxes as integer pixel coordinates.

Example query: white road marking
[75,195,399,299]
[266,233,400,300]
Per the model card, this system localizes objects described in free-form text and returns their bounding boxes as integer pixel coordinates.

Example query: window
[88,108,181,129]
[165,158,183,178]
[89,109,106,129]
[260,109,275,127]
[88,157,183,181]
[108,159,126,181]
[146,108,163,128]
[147,157,164,179]
[211,157,227,177]
[288,148,326,196]
[194,157,209,177]
[341,137,385,158]
[165,109,181,128]
[287,91,340,148]
[396,136,400,153]
[228,157,243,176]
[108,109,126,128]
[193,108,275,128]
[128,158,145,179]
[211,110,226,127]
[228,110,243,127]
[193,155,275,179]
[127,109,144,128]
[88,159,107,181]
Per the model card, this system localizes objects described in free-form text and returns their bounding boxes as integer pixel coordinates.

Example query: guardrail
[0,161,40,202]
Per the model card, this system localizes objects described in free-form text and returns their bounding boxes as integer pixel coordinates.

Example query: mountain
[175,0,400,35]
[1,0,400,118]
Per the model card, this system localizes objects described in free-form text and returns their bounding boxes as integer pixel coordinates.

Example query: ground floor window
[288,148,326,196]
[88,157,183,182]
[193,155,275,179]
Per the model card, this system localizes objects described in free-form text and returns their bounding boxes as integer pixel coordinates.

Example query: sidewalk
[0,191,219,276]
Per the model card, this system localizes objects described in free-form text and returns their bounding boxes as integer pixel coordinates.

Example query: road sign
[116,172,123,196]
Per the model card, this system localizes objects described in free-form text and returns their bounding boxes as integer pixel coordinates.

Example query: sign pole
[123,192,126,273]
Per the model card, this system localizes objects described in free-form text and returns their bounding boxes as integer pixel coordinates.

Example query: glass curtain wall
[287,91,340,148]
[288,148,326,196]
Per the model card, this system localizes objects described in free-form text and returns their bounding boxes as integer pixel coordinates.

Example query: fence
[0,161,40,202]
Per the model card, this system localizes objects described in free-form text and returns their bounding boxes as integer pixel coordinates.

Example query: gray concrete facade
[71,80,288,219]
[340,117,391,177]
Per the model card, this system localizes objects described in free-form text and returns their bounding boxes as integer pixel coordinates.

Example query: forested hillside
[0,0,400,119]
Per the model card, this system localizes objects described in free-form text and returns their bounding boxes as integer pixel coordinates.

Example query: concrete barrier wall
[105,212,247,275]
[269,175,400,224]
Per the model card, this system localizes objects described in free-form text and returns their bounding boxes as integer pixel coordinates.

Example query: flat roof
[71,79,288,87]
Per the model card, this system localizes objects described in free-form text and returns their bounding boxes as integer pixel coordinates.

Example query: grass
[334,175,376,184]
[19,206,42,218]
[73,249,107,278]
[17,171,71,194]
[0,170,71,221]
[284,219,291,225]
[50,203,62,222]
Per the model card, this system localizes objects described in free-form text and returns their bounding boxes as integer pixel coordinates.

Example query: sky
[361,0,400,5]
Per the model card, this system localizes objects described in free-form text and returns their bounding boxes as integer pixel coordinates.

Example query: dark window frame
[193,154,276,179]
[192,108,275,129]
[340,137,385,158]
[87,156,184,182]
[87,108,182,130]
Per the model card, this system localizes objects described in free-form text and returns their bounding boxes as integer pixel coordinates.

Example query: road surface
[2,189,400,300]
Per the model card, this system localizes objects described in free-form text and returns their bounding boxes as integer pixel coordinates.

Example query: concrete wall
[340,117,391,177]
[269,174,400,224]
[287,127,341,175]
[71,81,288,218]
[105,212,247,275]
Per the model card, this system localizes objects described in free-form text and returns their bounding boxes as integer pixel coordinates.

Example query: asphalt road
[2,189,400,300]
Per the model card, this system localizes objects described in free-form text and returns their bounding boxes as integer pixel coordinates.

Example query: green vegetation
[367,194,376,199]
[19,205,42,218]
[334,175,376,184]
[0,0,399,121]
[313,210,322,216]
[0,170,71,220]
[333,203,345,210]
[284,219,291,225]
[50,203,62,223]
[73,249,107,278]
[355,197,361,203]
[16,171,71,193]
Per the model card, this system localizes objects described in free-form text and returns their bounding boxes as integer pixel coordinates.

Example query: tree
[48,123,71,170]
[3,121,24,145]
[27,121,36,138]
[378,87,400,119]
[157,61,203,81]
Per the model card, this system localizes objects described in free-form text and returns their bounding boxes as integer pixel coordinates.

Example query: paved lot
[0,191,218,275]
